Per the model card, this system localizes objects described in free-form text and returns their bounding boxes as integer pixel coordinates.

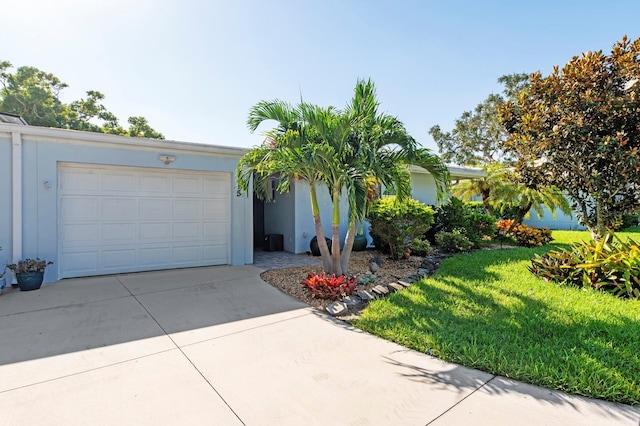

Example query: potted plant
[0,266,6,295]
[7,258,53,291]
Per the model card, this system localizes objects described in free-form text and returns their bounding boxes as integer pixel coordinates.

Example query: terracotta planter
[16,271,44,291]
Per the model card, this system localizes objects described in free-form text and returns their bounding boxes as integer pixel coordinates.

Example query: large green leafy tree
[429,73,529,166]
[499,36,640,238]
[237,79,449,275]
[0,61,163,139]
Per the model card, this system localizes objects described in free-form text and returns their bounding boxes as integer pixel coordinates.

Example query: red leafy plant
[301,273,357,300]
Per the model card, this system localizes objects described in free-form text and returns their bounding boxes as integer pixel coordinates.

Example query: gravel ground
[260,249,429,314]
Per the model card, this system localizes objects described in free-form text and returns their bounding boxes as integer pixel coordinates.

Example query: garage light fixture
[158,154,176,165]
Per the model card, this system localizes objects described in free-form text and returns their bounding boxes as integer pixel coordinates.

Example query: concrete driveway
[1,265,638,425]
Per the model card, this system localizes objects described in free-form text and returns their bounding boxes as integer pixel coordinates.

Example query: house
[256,164,486,254]
[1,121,486,283]
[1,123,253,283]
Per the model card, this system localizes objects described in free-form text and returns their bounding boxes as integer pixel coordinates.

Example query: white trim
[11,132,22,266]
[0,123,247,158]
[410,164,485,179]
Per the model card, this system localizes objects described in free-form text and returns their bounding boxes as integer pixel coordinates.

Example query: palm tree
[453,164,572,228]
[237,100,338,273]
[452,163,510,215]
[237,80,450,276]
[497,182,573,228]
[337,79,449,273]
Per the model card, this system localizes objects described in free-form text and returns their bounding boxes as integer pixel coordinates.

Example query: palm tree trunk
[340,219,357,275]
[480,188,493,215]
[331,187,343,276]
[508,200,533,233]
[310,184,332,273]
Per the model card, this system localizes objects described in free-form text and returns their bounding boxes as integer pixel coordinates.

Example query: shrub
[367,197,435,260]
[435,230,473,253]
[428,197,497,247]
[409,237,432,256]
[529,233,640,299]
[466,212,497,243]
[301,273,357,300]
[496,219,552,247]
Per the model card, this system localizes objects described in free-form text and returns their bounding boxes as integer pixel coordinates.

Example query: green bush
[367,197,435,260]
[435,230,474,253]
[408,236,432,256]
[530,233,640,299]
[428,197,497,247]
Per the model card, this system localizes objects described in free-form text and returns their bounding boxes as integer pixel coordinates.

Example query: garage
[59,163,231,278]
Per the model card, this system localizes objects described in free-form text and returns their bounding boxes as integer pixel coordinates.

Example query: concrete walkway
[0,265,638,425]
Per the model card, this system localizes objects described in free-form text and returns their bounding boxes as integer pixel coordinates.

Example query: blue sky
[3,0,639,152]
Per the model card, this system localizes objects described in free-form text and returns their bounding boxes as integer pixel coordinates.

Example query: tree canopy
[0,61,163,139]
[499,36,640,237]
[429,73,529,166]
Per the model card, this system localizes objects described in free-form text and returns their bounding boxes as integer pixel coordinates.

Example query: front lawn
[353,229,640,406]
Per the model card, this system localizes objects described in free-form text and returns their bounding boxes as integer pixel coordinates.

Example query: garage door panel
[60,169,99,192]
[173,199,202,218]
[203,200,228,217]
[101,249,138,270]
[102,198,138,219]
[140,175,171,192]
[203,222,227,239]
[139,223,171,240]
[62,251,99,274]
[59,164,230,278]
[173,222,201,239]
[61,198,99,220]
[63,224,99,244]
[204,245,228,262]
[140,199,171,218]
[173,176,202,194]
[102,223,137,242]
[102,172,137,192]
[139,247,172,266]
[173,246,201,263]
[204,177,230,194]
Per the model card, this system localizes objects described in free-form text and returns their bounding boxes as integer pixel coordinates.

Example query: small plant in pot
[8,258,53,291]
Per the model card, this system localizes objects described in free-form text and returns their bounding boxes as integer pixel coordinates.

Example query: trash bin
[264,234,284,251]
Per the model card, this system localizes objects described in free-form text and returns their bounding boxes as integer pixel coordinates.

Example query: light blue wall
[8,135,252,283]
[411,172,438,206]
[523,207,585,230]
[0,136,11,269]
[294,181,350,254]
[263,183,296,252]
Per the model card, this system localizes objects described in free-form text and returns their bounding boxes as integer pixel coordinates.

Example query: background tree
[0,61,163,138]
[499,36,640,238]
[429,73,529,166]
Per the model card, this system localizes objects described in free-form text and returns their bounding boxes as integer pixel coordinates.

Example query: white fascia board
[0,123,249,158]
[410,164,485,179]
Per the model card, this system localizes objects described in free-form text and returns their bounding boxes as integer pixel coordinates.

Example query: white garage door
[59,164,230,278]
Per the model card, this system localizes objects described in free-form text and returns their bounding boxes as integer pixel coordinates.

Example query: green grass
[354,229,640,406]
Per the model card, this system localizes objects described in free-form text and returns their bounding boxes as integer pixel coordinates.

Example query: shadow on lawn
[356,246,640,408]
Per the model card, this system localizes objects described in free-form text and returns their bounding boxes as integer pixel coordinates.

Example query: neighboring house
[523,207,585,230]
[1,123,253,283]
